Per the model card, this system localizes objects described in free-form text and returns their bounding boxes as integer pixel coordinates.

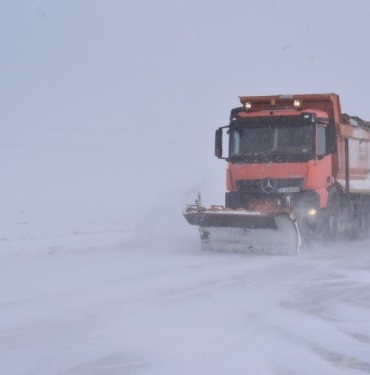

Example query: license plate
[277,187,300,193]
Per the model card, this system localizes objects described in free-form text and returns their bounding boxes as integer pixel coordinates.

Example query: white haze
[1,1,370,374]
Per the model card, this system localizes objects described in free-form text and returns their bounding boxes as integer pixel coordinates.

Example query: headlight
[306,208,317,216]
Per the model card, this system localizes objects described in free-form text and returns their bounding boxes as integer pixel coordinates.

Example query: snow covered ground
[2,1,370,374]
[1,214,370,375]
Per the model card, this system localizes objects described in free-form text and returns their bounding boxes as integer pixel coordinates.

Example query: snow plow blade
[184,205,301,255]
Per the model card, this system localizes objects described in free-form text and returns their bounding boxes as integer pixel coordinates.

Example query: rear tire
[326,192,341,240]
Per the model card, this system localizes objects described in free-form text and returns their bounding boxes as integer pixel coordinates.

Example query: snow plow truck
[184,93,370,254]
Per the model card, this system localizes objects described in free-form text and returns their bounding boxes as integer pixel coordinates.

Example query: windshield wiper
[229,154,247,161]
[229,152,273,162]
[270,149,292,154]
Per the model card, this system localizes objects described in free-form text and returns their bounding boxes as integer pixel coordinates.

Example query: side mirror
[326,124,337,154]
[317,126,326,159]
[215,128,223,158]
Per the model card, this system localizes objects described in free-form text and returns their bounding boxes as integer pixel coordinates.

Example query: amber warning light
[242,97,303,112]
[294,99,302,109]
[244,101,252,111]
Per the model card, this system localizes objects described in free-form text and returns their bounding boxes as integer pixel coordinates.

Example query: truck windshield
[229,115,314,163]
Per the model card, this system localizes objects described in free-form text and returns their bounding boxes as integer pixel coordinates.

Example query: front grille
[236,178,304,194]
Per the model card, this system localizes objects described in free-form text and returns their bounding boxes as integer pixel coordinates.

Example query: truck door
[308,123,334,206]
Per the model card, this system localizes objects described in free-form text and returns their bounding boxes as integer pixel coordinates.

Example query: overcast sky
[1,0,370,235]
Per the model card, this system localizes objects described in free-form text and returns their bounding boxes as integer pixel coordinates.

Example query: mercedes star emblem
[261,178,276,193]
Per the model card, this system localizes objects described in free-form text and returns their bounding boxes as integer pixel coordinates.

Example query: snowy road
[1,229,370,375]
[2,1,370,374]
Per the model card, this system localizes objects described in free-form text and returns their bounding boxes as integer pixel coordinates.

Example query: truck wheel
[325,192,341,241]
[347,202,366,240]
